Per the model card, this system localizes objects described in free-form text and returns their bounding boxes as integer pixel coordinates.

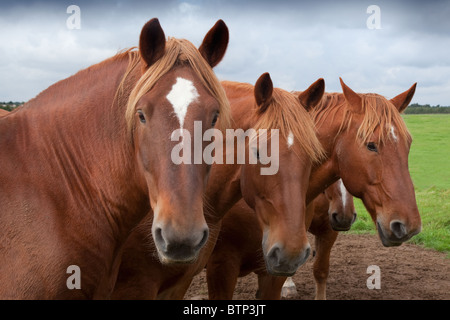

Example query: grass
[406,114,450,191]
[348,114,450,257]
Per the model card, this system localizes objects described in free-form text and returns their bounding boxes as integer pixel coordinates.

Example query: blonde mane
[121,38,230,132]
[257,87,326,164]
[223,81,326,164]
[311,92,412,145]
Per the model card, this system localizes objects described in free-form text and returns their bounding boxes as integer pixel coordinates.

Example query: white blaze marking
[339,179,347,208]
[287,131,294,148]
[390,125,398,142]
[166,77,199,129]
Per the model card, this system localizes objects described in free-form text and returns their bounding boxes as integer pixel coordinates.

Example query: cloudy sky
[0,0,449,105]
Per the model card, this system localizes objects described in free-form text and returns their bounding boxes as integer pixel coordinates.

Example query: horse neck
[6,56,148,236]
[307,96,345,203]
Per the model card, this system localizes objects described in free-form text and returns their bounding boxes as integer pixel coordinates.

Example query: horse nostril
[331,212,339,223]
[390,220,407,239]
[196,227,209,249]
[153,227,166,250]
[352,213,357,224]
[303,246,311,261]
[267,246,281,265]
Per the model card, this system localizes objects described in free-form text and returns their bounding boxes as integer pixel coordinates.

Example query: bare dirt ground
[185,233,450,300]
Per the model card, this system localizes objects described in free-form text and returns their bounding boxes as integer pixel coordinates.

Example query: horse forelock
[253,86,326,164]
[312,92,411,146]
[359,93,412,145]
[122,38,230,135]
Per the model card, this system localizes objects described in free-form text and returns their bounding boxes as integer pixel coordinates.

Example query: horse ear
[198,19,229,68]
[390,83,417,113]
[340,78,363,114]
[298,78,325,111]
[254,72,273,113]
[139,18,166,68]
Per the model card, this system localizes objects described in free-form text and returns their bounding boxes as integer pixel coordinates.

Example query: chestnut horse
[207,178,355,299]
[111,74,326,299]
[0,18,230,298]
[284,178,356,299]
[0,109,9,116]
[206,79,422,299]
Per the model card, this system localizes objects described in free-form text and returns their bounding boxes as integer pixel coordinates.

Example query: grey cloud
[0,0,449,105]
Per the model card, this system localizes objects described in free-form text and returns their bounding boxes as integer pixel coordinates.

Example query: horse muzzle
[152,223,209,264]
[329,211,357,231]
[377,219,421,247]
[264,242,311,276]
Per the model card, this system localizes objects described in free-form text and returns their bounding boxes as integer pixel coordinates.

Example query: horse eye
[211,112,219,127]
[137,110,146,123]
[367,142,378,152]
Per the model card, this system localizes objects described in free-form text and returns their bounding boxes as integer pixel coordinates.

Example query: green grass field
[350,114,450,256]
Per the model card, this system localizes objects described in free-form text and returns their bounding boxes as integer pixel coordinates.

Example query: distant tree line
[0,101,24,111]
[1,101,449,114]
[404,103,450,114]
